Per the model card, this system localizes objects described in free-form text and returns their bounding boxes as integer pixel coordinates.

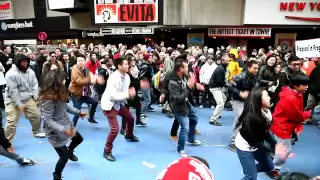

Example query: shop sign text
[208,27,272,38]
[280,2,320,11]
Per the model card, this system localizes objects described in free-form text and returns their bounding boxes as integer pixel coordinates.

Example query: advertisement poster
[94,0,158,24]
[274,33,297,52]
[187,33,204,48]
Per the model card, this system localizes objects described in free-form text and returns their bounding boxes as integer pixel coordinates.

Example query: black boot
[103,152,116,162]
[67,147,78,162]
[53,173,62,180]
[88,110,98,123]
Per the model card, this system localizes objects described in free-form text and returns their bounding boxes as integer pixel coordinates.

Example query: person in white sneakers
[4,54,45,142]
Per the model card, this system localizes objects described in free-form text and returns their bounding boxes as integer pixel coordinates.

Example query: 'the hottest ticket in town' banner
[208,27,272,38]
[295,38,320,58]
[94,0,158,24]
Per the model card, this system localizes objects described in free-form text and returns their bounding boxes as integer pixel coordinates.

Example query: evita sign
[94,0,158,24]
[1,21,33,31]
[208,27,272,38]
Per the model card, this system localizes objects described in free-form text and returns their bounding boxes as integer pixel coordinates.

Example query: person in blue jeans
[168,55,201,157]
[234,88,281,180]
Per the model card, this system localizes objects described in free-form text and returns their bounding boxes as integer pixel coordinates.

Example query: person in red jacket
[271,74,311,171]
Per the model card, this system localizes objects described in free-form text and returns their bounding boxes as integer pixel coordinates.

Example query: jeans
[0,144,24,164]
[229,100,244,145]
[236,147,274,180]
[210,87,227,121]
[273,136,291,170]
[53,131,83,176]
[103,106,134,153]
[170,118,179,136]
[174,103,198,152]
[140,88,151,113]
[71,96,98,126]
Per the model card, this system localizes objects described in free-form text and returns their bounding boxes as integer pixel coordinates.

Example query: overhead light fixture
[161,29,163,31]
[165,30,167,31]
[261,37,264,39]
[212,37,216,39]
[189,28,192,29]
[182,26,185,27]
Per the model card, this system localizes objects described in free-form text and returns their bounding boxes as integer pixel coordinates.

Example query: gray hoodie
[5,64,38,107]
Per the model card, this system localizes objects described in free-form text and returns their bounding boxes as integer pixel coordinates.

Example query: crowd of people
[0,42,319,180]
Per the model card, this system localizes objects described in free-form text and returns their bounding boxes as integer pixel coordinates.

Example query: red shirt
[85,60,101,75]
[156,157,214,180]
[271,87,311,139]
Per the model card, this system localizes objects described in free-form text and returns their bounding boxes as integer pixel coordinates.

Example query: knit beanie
[156,157,214,180]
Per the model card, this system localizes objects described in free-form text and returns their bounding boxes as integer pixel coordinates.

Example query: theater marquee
[94,0,159,24]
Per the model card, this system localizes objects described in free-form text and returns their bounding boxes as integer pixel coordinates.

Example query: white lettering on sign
[208,27,272,38]
[295,38,320,58]
[1,21,33,31]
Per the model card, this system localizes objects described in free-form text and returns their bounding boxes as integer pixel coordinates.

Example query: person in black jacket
[235,88,279,180]
[228,60,259,152]
[168,57,202,157]
[139,54,153,119]
[0,111,34,166]
[208,55,230,126]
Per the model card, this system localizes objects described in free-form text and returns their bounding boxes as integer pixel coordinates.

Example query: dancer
[101,56,139,162]
[39,70,86,180]
[4,54,45,142]
[271,74,311,172]
[228,60,259,152]
[168,56,202,157]
[235,88,280,179]
[69,54,100,125]
[121,55,146,135]
[208,54,230,126]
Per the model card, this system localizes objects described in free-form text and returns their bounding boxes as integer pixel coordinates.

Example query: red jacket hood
[279,86,301,99]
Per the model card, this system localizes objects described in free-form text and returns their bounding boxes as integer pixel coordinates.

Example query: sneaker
[158,104,163,107]
[125,135,139,142]
[147,106,155,112]
[20,158,35,166]
[34,132,45,138]
[136,120,147,126]
[228,144,236,152]
[120,128,126,135]
[169,135,178,142]
[211,106,215,109]
[210,121,222,126]
[265,169,280,179]
[88,118,98,124]
[103,152,116,162]
[199,105,203,109]
[141,114,149,119]
[178,150,188,157]
[187,140,202,146]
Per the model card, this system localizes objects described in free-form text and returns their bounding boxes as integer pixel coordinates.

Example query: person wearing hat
[4,54,45,142]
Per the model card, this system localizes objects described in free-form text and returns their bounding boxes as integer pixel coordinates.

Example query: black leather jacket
[229,71,257,101]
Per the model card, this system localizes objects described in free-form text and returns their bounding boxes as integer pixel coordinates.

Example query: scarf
[130,65,139,79]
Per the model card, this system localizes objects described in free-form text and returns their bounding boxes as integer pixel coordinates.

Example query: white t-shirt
[235,132,257,152]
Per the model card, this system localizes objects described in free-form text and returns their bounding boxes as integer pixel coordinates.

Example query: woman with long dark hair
[39,70,86,180]
[235,88,283,180]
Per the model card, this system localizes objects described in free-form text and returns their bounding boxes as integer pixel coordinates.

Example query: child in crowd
[271,74,311,172]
